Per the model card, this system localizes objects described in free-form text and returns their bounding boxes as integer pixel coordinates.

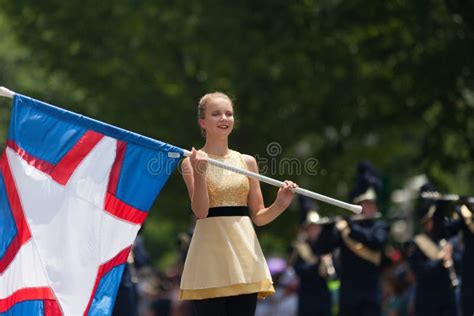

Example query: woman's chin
[214,128,233,136]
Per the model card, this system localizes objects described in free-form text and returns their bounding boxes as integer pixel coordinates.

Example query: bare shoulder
[241,154,256,164]
[242,154,258,171]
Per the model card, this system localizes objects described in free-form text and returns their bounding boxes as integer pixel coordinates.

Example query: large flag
[0,94,183,315]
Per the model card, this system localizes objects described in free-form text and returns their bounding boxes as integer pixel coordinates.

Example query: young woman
[179,92,297,316]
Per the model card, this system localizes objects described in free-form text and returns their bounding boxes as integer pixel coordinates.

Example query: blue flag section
[0,94,183,315]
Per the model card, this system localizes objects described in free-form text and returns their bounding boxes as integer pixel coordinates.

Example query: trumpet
[421,192,474,204]
[421,192,474,222]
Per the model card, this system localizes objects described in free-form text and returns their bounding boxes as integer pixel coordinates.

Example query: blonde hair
[198,92,233,137]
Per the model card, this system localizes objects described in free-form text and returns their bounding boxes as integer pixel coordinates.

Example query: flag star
[3,136,139,315]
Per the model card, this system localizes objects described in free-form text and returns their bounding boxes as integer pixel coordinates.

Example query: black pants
[339,300,381,316]
[192,293,258,316]
[461,288,473,316]
[415,294,457,316]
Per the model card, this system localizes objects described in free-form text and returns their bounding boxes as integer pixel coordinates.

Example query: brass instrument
[421,192,474,204]
[439,239,459,288]
[320,254,336,279]
[420,192,474,225]
[419,192,462,287]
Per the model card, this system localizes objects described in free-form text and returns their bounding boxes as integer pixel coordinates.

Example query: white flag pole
[0,86,362,214]
[182,150,362,214]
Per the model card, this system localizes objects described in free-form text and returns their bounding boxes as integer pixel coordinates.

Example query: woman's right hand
[189,147,208,176]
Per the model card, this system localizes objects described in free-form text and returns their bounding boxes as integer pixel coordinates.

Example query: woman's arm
[181,148,210,219]
[243,154,296,226]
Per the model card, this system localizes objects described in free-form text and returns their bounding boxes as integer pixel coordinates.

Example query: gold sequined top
[180,149,274,300]
[206,150,250,208]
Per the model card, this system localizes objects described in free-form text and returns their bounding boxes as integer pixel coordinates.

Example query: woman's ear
[198,118,206,130]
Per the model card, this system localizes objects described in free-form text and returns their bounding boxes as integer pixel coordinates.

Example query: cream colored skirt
[180,216,274,300]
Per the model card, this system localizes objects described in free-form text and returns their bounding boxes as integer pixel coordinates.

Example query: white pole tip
[0,87,15,98]
[351,205,363,214]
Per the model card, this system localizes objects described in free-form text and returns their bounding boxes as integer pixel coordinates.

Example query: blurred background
[0,1,473,314]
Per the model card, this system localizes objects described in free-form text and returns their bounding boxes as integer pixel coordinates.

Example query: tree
[1,0,473,265]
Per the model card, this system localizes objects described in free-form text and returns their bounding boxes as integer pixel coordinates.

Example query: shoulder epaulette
[340,225,381,265]
[413,234,441,261]
[293,241,318,264]
[460,205,474,234]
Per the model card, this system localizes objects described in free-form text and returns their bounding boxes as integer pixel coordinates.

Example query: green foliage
[1,0,473,268]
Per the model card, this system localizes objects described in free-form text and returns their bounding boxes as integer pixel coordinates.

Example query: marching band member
[312,161,389,316]
[291,209,333,316]
[440,196,474,316]
[406,184,459,316]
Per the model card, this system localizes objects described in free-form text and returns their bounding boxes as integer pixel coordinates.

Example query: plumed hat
[349,161,382,204]
[418,182,438,222]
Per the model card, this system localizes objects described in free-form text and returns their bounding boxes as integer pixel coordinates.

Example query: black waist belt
[207,206,249,217]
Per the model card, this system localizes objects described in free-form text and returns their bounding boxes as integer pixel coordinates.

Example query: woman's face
[200,97,234,137]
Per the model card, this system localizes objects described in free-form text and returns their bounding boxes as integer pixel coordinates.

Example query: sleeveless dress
[180,150,275,300]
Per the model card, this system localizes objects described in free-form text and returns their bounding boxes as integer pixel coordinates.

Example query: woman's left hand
[275,180,298,210]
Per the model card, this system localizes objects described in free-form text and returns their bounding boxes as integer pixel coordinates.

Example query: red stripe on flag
[44,299,63,316]
[6,140,54,174]
[7,130,104,186]
[0,287,56,313]
[83,246,132,315]
[50,131,104,185]
[0,237,21,273]
[104,193,148,224]
[107,141,127,195]
[0,151,31,273]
